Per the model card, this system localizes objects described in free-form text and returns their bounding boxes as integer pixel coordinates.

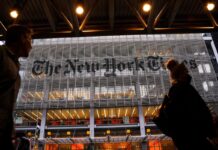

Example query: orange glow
[102,142,131,149]
[71,144,84,150]
[45,144,58,150]
[148,140,162,150]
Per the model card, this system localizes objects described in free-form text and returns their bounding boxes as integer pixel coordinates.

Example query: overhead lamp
[10,9,19,19]
[206,2,215,11]
[76,5,84,15]
[142,2,151,12]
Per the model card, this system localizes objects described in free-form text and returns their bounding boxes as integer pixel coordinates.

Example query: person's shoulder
[0,45,6,60]
[0,45,7,53]
[169,84,181,95]
[186,84,198,93]
[169,81,191,96]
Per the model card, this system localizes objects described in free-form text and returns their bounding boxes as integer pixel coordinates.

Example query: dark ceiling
[0,0,218,39]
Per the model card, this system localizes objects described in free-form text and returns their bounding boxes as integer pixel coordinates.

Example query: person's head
[165,59,189,84]
[5,24,32,58]
[165,59,179,71]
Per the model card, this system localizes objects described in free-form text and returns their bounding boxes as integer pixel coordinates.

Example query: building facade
[14,34,218,150]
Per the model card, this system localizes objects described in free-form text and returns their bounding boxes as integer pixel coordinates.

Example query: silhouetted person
[212,112,218,148]
[159,59,215,150]
[16,133,30,150]
[0,24,32,149]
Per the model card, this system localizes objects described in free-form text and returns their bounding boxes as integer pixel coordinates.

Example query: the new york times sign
[32,56,197,77]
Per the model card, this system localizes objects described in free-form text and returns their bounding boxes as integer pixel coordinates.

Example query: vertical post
[134,68,146,137]
[90,107,95,138]
[211,40,218,64]
[141,141,148,150]
[89,76,95,138]
[134,62,147,149]
[87,143,95,150]
[38,78,49,148]
[39,109,47,139]
[138,100,146,137]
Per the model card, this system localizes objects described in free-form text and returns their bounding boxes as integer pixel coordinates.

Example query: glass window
[203,64,211,73]
[203,81,208,91]
[198,64,204,73]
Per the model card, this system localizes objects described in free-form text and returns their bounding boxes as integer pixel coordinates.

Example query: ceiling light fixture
[142,2,151,12]
[76,5,84,15]
[10,9,19,19]
[206,2,215,11]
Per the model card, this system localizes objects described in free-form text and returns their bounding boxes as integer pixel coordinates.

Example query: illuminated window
[203,64,211,73]
[198,64,211,73]
[203,81,214,92]
[198,64,204,73]
[208,81,214,87]
[203,81,208,91]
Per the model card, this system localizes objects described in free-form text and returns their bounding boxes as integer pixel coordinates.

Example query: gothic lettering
[45,61,53,76]
[64,59,76,75]
[91,62,100,72]
[117,62,126,72]
[127,61,134,71]
[134,58,145,71]
[189,59,197,69]
[85,62,91,72]
[77,64,84,73]
[32,60,45,75]
[54,65,61,74]
[31,56,197,77]
[147,56,161,71]
[103,58,110,72]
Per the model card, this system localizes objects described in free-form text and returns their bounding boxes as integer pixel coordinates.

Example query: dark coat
[163,75,215,139]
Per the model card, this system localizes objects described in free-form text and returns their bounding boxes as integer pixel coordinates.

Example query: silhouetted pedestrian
[154,59,216,150]
[0,24,32,150]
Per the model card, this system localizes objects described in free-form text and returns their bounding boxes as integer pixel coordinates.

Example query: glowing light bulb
[143,3,151,12]
[76,6,84,15]
[207,3,215,11]
[10,10,18,18]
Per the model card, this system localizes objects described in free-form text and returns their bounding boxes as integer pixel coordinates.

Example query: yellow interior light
[146,128,151,133]
[47,131,52,136]
[106,130,111,134]
[66,131,71,136]
[86,130,90,135]
[126,129,131,134]
[27,132,32,137]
